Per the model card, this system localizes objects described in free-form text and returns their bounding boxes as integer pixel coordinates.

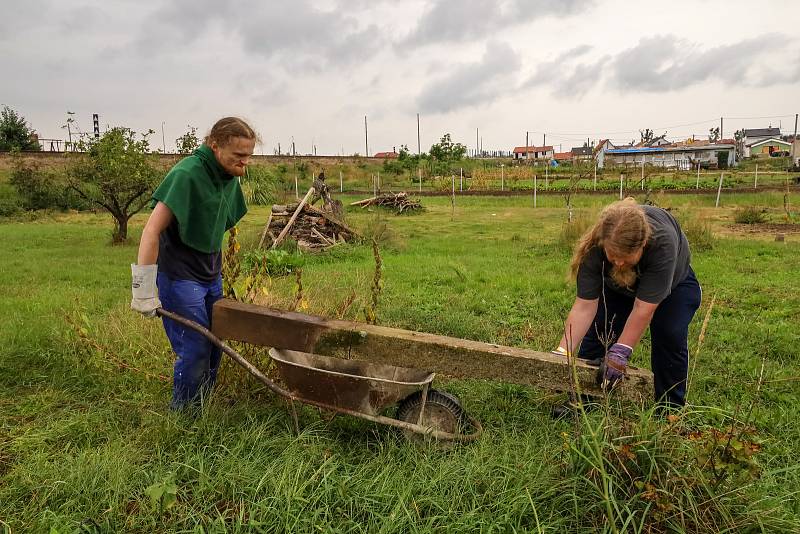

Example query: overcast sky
[2,0,799,155]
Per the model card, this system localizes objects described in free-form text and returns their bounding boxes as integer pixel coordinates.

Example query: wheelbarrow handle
[155,308,293,400]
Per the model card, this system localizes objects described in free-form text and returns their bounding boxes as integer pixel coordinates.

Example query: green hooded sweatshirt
[151,144,247,253]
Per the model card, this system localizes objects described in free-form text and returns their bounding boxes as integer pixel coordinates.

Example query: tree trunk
[114,213,130,243]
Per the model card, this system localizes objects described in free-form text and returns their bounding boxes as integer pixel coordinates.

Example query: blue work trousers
[578,268,702,407]
[157,272,223,410]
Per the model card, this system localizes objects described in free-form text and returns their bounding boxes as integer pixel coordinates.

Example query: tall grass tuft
[677,211,715,251]
[733,206,767,224]
[241,165,281,206]
[558,212,592,249]
[358,212,405,251]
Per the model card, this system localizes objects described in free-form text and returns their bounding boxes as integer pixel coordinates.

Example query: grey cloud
[132,0,384,70]
[417,41,521,114]
[553,57,609,97]
[610,34,793,92]
[401,0,593,48]
[523,34,799,99]
[523,44,605,98]
[557,44,592,62]
[0,0,53,41]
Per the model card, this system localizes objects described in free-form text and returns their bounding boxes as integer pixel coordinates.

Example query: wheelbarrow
[156,308,482,443]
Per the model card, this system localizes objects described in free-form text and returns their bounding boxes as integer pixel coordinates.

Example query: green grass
[1,192,799,532]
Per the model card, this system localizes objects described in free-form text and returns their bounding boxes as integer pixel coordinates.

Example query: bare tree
[563,163,593,222]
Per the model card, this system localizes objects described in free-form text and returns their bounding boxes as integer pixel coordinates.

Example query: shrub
[10,159,89,211]
[0,186,21,216]
[734,206,767,224]
[240,248,305,276]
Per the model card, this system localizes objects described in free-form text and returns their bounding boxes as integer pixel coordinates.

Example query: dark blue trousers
[578,268,702,407]
[157,272,223,410]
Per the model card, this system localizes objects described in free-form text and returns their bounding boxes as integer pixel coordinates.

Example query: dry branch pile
[350,192,422,214]
[260,188,358,251]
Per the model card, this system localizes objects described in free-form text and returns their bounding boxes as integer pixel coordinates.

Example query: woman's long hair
[569,198,651,288]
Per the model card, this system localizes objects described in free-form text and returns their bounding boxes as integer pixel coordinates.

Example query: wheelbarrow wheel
[396,389,467,444]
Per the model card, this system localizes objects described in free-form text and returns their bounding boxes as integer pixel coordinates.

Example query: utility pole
[476,128,479,158]
[543,133,546,147]
[161,121,166,153]
[720,117,723,141]
[791,113,798,163]
[417,113,421,155]
[526,131,529,160]
[364,116,369,157]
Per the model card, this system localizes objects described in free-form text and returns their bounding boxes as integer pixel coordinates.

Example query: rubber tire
[396,389,467,444]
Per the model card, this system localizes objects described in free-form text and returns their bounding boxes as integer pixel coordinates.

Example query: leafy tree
[175,125,200,154]
[396,144,426,172]
[708,127,720,143]
[428,134,466,175]
[429,133,466,162]
[382,157,404,175]
[0,106,41,151]
[67,127,162,243]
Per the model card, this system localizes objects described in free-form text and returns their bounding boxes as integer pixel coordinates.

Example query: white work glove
[131,263,161,317]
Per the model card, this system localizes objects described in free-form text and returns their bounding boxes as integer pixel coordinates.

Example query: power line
[524,114,796,139]
[723,114,795,120]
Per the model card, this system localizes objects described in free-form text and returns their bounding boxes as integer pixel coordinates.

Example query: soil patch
[722,222,800,241]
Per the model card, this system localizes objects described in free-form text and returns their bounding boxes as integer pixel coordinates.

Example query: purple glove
[598,343,632,390]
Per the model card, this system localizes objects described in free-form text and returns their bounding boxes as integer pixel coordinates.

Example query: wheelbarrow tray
[270,348,434,416]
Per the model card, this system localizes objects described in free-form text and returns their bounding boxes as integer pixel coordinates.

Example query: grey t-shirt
[576,206,690,304]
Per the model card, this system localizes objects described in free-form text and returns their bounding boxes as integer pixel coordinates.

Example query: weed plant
[733,206,767,224]
[674,211,716,251]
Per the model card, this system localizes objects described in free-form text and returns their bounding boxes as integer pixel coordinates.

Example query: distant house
[745,138,792,158]
[595,139,615,152]
[593,139,615,168]
[373,150,398,159]
[600,142,735,170]
[513,145,554,161]
[743,127,781,148]
[571,146,593,161]
[553,151,572,163]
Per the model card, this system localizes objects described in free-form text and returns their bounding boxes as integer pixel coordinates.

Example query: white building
[600,143,735,170]
[512,145,553,161]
